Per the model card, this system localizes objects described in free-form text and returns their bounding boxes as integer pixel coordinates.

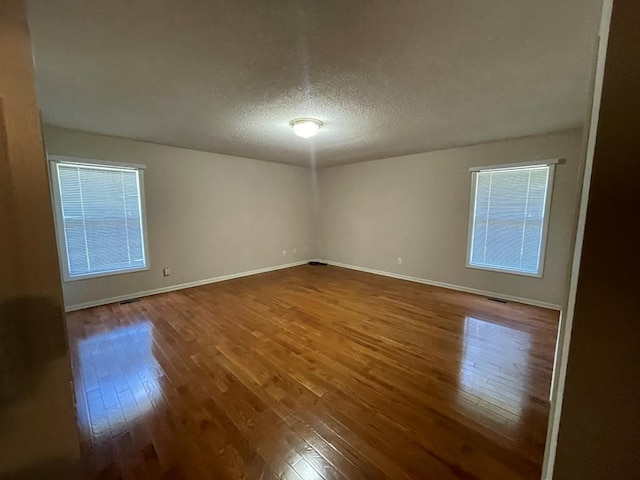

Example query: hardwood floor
[66,265,559,479]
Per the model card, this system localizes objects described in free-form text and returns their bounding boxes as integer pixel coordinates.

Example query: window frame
[49,155,150,282]
[466,159,558,278]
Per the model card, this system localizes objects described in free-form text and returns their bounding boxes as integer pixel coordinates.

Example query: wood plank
[66,265,558,479]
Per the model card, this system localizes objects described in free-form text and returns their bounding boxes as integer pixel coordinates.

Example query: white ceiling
[27,0,602,167]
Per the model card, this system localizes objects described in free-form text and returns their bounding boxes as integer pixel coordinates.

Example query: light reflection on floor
[76,320,163,433]
[458,316,532,424]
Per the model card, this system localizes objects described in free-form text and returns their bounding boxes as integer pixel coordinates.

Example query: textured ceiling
[27,0,602,167]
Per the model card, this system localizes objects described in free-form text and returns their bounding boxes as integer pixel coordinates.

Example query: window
[50,157,149,281]
[467,161,556,277]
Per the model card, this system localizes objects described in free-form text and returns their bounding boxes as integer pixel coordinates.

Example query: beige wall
[317,129,584,307]
[44,127,584,309]
[0,1,80,477]
[553,0,640,477]
[43,126,315,309]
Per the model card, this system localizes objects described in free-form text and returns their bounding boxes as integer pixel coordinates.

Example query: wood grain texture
[66,265,558,479]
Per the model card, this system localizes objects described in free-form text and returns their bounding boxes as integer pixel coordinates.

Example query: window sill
[465,263,543,278]
[63,265,150,282]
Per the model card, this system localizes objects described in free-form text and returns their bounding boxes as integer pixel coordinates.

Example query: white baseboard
[65,260,311,312]
[322,260,561,310]
[66,258,561,312]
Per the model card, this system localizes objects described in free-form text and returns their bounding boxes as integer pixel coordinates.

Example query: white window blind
[468,163,554,277]
[52,161,148,280]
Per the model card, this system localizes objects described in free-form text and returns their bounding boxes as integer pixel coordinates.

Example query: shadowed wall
[553,0,640,477]
[0,0,80,477]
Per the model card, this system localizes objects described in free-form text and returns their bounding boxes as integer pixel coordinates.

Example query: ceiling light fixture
[290,118,323,139]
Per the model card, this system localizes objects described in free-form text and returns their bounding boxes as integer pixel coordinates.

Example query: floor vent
[487,297,508,303]
[308,261,328,266]
[120,297,141,305]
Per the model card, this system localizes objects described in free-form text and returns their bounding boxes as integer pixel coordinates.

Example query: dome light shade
[290,118,322,138]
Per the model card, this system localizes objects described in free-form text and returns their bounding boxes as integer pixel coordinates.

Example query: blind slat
[56,163,146,278]
[469,165,551,275]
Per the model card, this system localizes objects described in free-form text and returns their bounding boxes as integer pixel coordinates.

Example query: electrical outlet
[282,250,287,256]
[397,257,403,265]
[163,267,171,277]
[293,248,297,255]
